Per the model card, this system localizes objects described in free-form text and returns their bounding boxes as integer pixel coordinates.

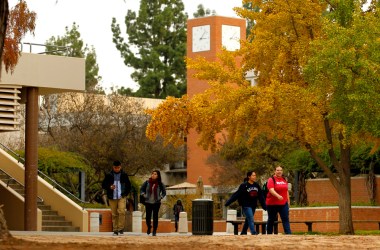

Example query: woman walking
[265,165,291,234]
[225,171,266,235]
[140,170,166,236]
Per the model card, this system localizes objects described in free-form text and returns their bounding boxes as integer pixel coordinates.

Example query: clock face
[192,25,211,52]
[222,25,241,51]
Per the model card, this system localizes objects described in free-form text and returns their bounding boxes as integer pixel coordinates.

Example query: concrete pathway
[10,231,232,237]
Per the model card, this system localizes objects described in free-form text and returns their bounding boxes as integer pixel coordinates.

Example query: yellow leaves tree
[147,0,380,235]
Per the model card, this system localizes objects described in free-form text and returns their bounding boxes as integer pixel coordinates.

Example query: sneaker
[113,231,118,236]
[118,230,124,235]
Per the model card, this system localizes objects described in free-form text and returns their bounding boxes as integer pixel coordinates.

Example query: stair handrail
[0,142,89,208]
[36,169,90,208]
[0,168,44,203]
[0,142,24,164]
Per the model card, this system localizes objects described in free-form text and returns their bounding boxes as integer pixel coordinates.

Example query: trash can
[192,199,213,235]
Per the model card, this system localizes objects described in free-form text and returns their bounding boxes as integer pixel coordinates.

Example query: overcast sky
[9,0,242,93]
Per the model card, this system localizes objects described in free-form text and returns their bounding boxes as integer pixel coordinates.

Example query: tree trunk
[337,173,354,234]
[0,205,12,241]
[336,144,354,234]
[0,0,9,79]
[366,160,376,204]
[308,120,355,234]
[297,170,308,206]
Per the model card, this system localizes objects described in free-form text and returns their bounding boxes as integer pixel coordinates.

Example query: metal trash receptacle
[192,199,213,235]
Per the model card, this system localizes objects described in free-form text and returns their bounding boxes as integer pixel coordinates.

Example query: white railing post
[226,209,237,234]
[178,211,188,234]
[132,211,142,233]
[90,212,99,232]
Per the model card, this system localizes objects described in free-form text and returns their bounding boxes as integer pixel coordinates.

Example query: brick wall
[306,176,380,204]
[87,207,379,233]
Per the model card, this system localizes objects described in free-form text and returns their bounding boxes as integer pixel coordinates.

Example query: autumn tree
[111,0,187,99]
[1,0,35,77]
[147,0,380,234]
[39,93,184,201]
[45,23,102,92]
[208,135,300,186]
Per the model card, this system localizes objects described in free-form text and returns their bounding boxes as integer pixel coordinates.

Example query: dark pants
[145,203,161,232]
[174,215,179,231]
[267,203,291,234]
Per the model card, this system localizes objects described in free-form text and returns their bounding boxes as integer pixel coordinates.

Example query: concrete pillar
[132,211,142,233]
[178,211,188,234]
[24,87,39,231]
[262,210,268,234]
[90,212,100,232]
[226,209,237,234]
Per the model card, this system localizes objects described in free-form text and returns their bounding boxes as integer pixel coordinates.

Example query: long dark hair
[243,171,254,182]
[152,169,162,184]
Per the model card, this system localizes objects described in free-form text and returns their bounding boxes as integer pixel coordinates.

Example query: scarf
[148,178,159,200]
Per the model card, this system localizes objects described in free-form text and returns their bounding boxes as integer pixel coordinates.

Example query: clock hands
[200,31,208,40]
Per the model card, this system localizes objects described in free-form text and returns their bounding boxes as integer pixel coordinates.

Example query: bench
[290,220,380,232]
[226,220,278,235]
[226,220,380,234]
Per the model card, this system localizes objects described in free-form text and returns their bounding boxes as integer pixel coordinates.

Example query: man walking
[102,160,131,236]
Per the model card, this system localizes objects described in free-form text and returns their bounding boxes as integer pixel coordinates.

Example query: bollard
[90,212,99,232]
[262,210,268,234]
[226,209,237,234]
[132,211,142,233]
[178,211,188,234]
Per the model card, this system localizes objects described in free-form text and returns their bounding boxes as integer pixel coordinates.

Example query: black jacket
[140,180,166,204]
[225,181,267,210]
[102,170,131,199]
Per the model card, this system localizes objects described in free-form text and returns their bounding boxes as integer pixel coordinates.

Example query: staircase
[0,169,80,232]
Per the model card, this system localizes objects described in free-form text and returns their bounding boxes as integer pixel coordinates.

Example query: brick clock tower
[186,16,246,185]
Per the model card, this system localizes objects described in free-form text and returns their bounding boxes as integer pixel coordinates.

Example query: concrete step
[42,226,80,232]
[43,215,65,221]
[40,210,58,216]
[42,220,73,226]
[37,204,52,211]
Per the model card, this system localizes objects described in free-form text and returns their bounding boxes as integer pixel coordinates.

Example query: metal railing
[0,142,89,208]
[0,168,44,203]
[21,42,70,56]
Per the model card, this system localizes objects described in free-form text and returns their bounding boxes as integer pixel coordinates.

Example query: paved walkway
[10,231,232,237]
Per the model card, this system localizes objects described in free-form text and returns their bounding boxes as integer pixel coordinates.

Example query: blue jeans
[267,202,291,234]
[242,206,256,235]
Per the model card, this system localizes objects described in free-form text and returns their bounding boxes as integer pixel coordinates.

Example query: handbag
[139,194,146,205]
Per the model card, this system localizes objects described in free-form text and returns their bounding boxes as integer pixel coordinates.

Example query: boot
[152,230,156,236]
[147,225,151,235]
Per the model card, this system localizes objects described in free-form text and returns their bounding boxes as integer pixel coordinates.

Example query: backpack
[262,176,276,198]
